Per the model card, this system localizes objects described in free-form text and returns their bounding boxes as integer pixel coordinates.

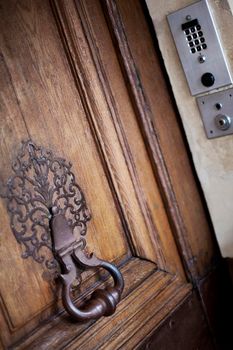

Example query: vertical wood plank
[102,0,218,279]
[51,0,167,266]
[76,0,185,278]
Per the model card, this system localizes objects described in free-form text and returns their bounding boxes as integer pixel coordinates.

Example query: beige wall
[146,0,233,257]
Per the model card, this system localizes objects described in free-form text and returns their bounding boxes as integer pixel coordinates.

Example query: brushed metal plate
[167,0,232,96]
[197,89,233,139]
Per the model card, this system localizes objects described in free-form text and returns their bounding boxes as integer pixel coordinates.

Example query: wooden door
[0,1,216,349]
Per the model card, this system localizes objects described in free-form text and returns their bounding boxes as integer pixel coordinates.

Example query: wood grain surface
[12,258,191,350]
[112,0,218,279]
[0,0,218,348]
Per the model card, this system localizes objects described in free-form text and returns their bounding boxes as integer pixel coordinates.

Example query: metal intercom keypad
[182,18,207,55]
[167,0,232,96]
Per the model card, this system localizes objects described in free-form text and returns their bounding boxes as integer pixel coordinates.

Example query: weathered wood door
[0,1,215,349]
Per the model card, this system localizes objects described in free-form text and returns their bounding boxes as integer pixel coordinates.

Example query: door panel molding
[101,0,195,277]
[11,258,191,350]
[100,0,219,281]
[51,0,168,267]
[74,0,163,267]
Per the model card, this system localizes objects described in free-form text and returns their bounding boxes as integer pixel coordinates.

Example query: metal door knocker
[1,140,124,321]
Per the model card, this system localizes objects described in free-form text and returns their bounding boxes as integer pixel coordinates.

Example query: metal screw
[215,102,222,110]
[67,264,72,271]
[198,55,206,64]
[186,15,192,20]
[52,206,59,215]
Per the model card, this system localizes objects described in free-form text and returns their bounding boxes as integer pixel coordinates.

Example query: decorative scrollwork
[1,140,91,275]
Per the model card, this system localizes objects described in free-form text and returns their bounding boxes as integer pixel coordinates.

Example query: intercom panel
[167,0,232,95]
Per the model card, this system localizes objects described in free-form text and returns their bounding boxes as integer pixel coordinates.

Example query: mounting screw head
[215,102,222,110]
[51,206,59,215]
[198,55,206,64]
[66,264,72,271]
[186,15,192,20]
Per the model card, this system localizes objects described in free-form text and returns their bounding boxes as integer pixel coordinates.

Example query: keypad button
[184,22,206,54]
[201,72,215,87]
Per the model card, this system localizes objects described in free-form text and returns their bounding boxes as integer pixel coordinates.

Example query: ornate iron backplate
[1,140,91,275]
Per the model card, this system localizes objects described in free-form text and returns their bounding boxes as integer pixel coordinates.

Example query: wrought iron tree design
[1,140,91,274]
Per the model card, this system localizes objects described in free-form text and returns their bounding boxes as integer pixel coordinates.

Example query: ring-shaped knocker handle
[51,213,124,322]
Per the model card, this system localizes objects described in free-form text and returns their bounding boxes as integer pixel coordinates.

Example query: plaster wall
[146,0,233,257]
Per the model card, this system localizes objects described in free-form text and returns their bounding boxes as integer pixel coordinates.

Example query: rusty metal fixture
[1,140,91,275]
[1,140,124,320]
[51,212,124,321]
